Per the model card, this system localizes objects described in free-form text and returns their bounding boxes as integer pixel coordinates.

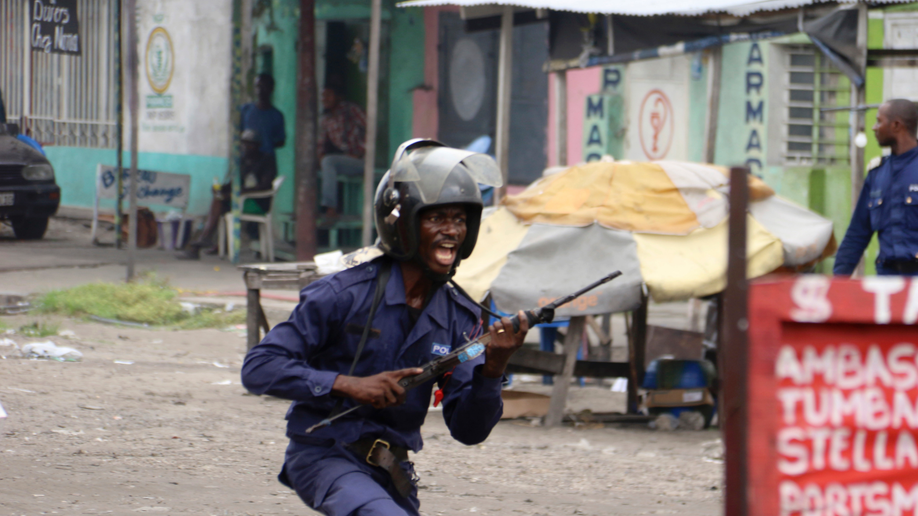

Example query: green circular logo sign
[145,27,174,95]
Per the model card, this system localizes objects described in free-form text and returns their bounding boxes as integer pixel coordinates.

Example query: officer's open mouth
[434,242,457,265]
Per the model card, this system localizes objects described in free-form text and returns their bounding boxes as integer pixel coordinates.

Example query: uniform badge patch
[910,184,918,192]
[432,343,451,356]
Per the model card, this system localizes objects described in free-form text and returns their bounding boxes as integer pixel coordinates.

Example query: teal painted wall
[46,146,226,215]
[253,0,299,220]
[687,53,708,163]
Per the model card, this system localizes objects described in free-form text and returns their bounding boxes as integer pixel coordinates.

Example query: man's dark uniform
[834,146,918,275]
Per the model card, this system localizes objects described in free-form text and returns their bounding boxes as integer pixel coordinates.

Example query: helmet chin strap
[412,253,456,284]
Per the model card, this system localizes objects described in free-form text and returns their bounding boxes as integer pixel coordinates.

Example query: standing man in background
[317,76,367,220]
[241,73,286,157]
[834,98,918,276]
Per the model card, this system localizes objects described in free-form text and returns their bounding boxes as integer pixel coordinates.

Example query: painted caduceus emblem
[145,27,174,95]
[639,89,673,160]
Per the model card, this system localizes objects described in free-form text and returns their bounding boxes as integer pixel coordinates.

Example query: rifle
[305,270,622,433]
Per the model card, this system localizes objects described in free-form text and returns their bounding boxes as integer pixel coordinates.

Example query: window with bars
[783,45,850,166]
[0,0,118,148]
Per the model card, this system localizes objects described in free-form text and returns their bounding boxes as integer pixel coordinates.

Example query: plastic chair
[218,176,285,262]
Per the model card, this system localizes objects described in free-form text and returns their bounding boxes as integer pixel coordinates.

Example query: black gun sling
[320,260,415,498]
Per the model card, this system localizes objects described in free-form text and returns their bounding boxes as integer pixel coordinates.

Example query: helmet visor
[392,147,503,204]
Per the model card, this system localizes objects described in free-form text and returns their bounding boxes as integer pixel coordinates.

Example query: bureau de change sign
[748,276,918,516]
[30,0,80,55]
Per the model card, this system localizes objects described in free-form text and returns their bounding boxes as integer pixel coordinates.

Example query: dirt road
[0,313,723,516]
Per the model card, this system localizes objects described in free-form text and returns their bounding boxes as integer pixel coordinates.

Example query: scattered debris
[179,302,199,315]
[7,387,35,393]
[78,405,104,411]
[610,377,628,393]
[211,380,232,385]
[0,338,18,359]
[649,413,679,431]
[212,362,229,369]
[114,360,134,365]
[89,315,149,328]
[57,330,76,338]
[0,294,31,315]
[20,341,83,362]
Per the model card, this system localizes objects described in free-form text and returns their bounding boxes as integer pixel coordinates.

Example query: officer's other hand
[481,311,529,379]
[331,368,423,409]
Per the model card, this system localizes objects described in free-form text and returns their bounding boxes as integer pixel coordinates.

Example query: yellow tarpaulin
[633,215,784,302]
[503,161,774,235]
[453,208,529,303]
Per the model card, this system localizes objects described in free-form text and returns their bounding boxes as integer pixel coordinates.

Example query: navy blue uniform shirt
[240,103,286,156]
[834,146,918,275]
[241,257,504,452]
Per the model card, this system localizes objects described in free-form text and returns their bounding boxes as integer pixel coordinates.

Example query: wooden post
[554,71,567,167]
[362,0,382,246]
[722,166,750,516]
[244,271,262,350]
[295,0,318,260]
[850,3,868,276]
[703,46,722,164]
[544,316,585,427]
[124,0,139,281]
[627,294,648,413]
[494,6,513,202]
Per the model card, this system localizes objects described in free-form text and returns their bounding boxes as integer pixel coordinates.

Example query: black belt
[879,260,918,274]
[347,438,414,498]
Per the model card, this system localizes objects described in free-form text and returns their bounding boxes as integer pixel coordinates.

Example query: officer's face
[417,204,467,275]
[874,105,897,147]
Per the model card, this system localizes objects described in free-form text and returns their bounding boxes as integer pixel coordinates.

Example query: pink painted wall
[546,67,602,166]
[412,6,459,139]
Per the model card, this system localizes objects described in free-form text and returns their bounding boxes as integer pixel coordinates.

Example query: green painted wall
[713,41,767,174]
[252,0,418,224]
[387,6,424,159]
[46,146,226,215]
[861,16,887,275]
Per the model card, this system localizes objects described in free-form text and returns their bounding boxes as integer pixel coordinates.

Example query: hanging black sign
[30,0,81,55]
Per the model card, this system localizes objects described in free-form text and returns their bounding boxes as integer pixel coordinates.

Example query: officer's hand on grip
[332,368,424,409]
[481,311,529,379]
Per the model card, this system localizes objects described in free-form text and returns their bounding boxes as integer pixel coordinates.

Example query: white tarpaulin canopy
[397,0,910,17]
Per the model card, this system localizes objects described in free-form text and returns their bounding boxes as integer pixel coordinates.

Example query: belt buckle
[366,438,390,467]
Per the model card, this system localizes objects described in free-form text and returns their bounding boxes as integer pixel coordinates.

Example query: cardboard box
[500,390,551,419]
[642,388,714,409]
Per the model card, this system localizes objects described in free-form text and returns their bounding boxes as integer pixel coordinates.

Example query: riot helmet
[375,139,503,270]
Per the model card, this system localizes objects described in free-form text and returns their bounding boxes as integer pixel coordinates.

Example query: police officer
[241,139,528,515]
[834,99,918,276]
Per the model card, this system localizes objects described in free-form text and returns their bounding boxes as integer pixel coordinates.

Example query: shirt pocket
[906,195,918,229]
[867,198,883,230]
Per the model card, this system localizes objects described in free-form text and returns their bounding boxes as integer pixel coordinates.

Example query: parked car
[0,123,60,239]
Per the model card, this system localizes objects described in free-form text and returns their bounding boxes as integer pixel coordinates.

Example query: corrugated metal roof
[397,0,910,17]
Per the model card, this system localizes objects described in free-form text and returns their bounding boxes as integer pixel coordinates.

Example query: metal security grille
[783,45,850,166]
[0,0,118,148]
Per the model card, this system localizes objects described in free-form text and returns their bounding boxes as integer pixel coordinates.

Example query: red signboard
[749,276,918,516]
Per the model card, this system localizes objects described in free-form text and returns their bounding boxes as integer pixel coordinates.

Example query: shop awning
[398,0,910,17]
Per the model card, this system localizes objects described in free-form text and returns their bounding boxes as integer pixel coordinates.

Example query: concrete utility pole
[124,0,139,281]
[114,0,123,249]
[295,0,318,260]
[362,0,382,246]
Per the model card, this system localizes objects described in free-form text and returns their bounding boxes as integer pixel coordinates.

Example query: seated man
[178,129,277,259]
[317,78,367,220]
[241,139,526,516]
